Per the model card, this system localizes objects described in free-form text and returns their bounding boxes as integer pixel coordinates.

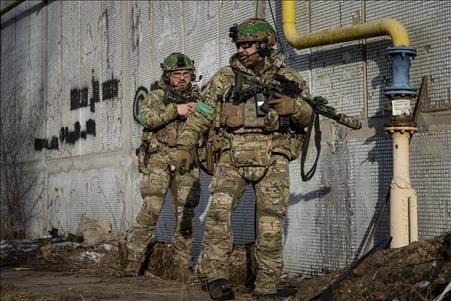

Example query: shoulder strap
[301,112,321,181]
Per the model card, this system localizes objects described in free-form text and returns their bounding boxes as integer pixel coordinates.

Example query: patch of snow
[78,251,103,263]
[102,244,112,251]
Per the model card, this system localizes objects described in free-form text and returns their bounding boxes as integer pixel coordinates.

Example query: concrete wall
[1,0,450,275]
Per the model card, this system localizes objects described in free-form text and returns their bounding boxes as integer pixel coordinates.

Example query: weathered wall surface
[1,0,450,275]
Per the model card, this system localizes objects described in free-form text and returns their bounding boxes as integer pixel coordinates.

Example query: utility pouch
[205,142,215,174]
[154,123,178,147]
[229,135,271,167]
[243,98,258,128]
[136,144,149,174]
[289,134,304,160]
[223,102,244,128]
[143,131,160,154]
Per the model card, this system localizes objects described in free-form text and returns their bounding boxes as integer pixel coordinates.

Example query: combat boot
[207,278,235,300]
[118,240,142,276]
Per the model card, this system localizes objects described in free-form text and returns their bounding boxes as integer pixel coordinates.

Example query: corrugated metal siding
[411,131,451,238]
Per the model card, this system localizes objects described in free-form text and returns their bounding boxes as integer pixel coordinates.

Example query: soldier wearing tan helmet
[175,18,313,300]
[120,53,202,278]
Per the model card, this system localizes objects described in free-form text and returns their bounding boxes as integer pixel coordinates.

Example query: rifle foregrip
[337,113,362,130]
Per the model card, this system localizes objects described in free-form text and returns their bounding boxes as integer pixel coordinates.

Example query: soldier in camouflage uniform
[175,19,313,300]
[121,53,201,276]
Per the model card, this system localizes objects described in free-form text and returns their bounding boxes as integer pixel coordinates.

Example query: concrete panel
[13,1,31,162]
[46,1,62,159]
[129,1,156,151]
[79,1,102,154]
[1,6,16,141]
[47,166,126,234]
[183,1,220,88]
[60,1,81,157]
[28,3,45,162]
[98,1,122,152]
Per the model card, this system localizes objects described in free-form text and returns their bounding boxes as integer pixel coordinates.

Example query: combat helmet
[229,18,277,55]
[160,52,196,83]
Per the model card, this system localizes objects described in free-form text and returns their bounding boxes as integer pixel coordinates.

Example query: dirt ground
[1,232,450,301]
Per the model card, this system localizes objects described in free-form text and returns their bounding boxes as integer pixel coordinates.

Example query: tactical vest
[214,68,305,166]
[145,84,200,149]
[220,70,282,134]
[138,84,203,173]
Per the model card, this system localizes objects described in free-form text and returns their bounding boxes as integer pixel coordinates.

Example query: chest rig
[221,69,289,134]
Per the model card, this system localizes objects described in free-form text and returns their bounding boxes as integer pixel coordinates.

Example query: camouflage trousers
[197,153,289,295]
[126,152,200,267]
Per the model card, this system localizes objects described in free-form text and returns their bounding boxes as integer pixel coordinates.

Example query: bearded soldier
[175,19,313,300]
[121,53,201,277]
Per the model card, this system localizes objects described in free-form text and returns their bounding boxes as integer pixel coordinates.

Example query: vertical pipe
[385,46,417,248]
[390,131,411,247]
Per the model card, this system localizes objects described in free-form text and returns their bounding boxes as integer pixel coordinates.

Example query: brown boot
[122,260,142,276]
[118,240,142,276]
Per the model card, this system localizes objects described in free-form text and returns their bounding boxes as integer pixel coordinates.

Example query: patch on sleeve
[195,101,214,118]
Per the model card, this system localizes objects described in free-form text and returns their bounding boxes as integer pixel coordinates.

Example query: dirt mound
[291,232,451,301]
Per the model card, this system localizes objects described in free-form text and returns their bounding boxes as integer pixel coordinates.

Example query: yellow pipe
[282,0,410,48]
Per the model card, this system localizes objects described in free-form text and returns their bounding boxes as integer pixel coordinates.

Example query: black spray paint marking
[59,119,96,145]
[102,75,119,101]
[35,71,118,151]
[70,72,118,113]
[90,77,100,112]
[34,137,59,151]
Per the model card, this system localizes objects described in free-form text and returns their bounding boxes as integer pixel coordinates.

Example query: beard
[174,81,191,92]
[239,52,262,67]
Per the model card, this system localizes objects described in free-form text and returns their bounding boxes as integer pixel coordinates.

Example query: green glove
[266,97,296,116]
[175,147,192,175]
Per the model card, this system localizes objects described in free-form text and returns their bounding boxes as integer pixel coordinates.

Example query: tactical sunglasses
[235,41,255,49]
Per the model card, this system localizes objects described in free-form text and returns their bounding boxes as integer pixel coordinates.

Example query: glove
[175,147,192,175]
[266,97,296,116]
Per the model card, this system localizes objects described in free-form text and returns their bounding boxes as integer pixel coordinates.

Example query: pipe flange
[384,124,417,135]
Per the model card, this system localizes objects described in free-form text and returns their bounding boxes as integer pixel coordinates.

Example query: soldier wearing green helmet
[175,18,313,300]
[120,52,202,279]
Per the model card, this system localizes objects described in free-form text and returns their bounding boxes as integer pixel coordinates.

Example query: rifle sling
[301,112,321,181]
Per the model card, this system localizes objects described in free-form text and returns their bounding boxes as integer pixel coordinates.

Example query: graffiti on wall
[34,72,119,151]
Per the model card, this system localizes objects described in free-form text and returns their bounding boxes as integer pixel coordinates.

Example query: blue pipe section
[384,46,417,97]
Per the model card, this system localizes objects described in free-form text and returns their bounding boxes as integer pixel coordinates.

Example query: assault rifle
[238,73,362,130]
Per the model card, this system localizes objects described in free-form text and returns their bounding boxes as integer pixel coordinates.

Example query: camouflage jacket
[178,51,313,164]
[139,78,200,153]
